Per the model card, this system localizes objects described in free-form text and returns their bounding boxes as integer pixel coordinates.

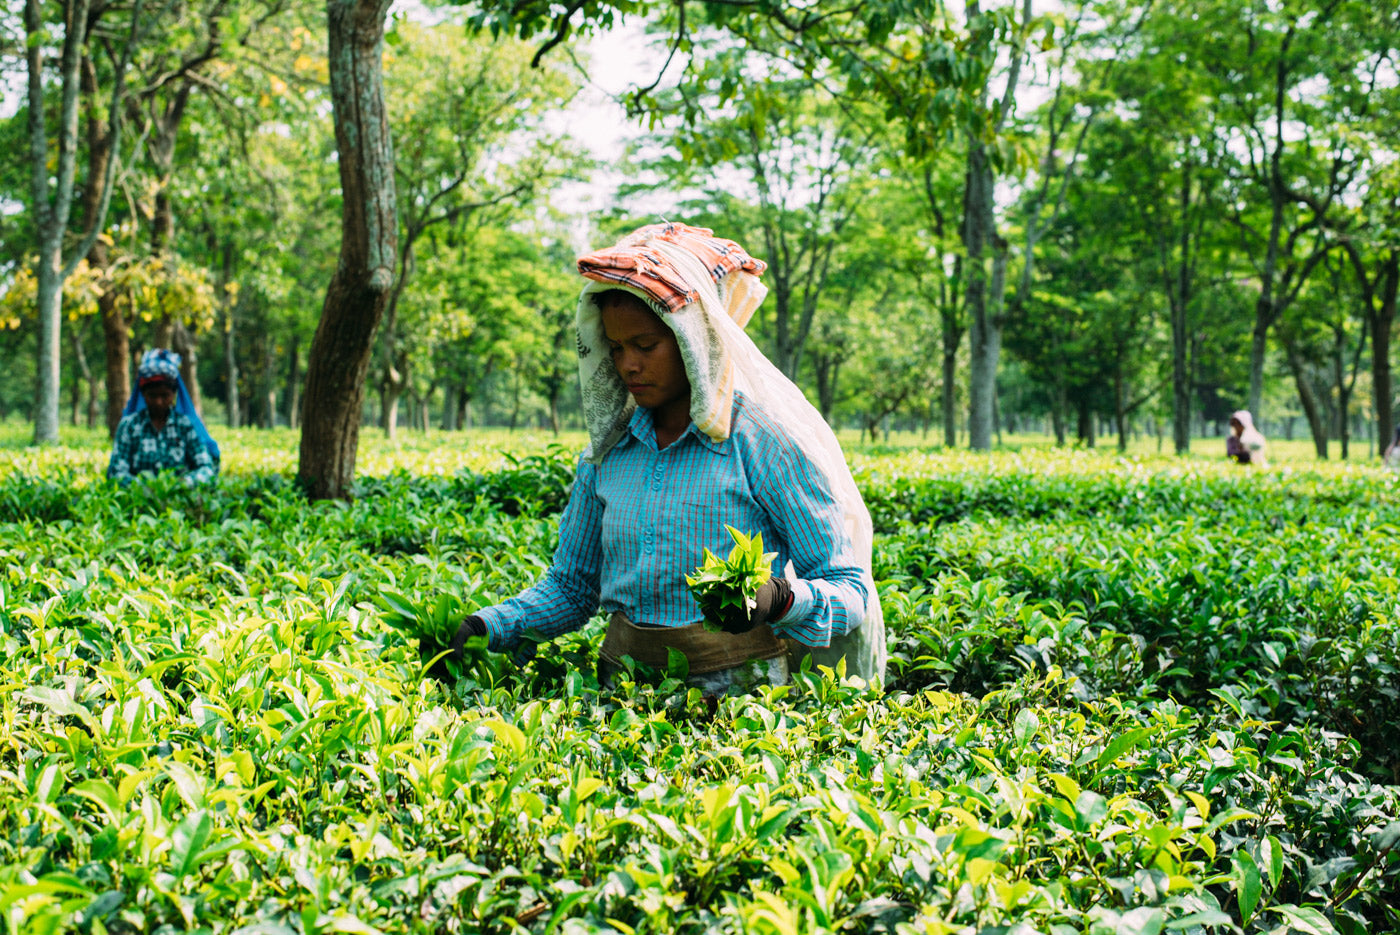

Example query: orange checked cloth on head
[576,222,767,323]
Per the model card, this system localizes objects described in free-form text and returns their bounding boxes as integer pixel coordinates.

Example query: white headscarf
[1232,410,1268,467]
[574,224,886,684]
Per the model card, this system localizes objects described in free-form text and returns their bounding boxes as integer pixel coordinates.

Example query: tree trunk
[964,126,998,450]
[1114,366,1128,453]
[441,384,460,430]
[1371,252,1397,453]
[29,0,134,441]
[171,320,202,416]
[1247,309,1271,420]
[1333,323,1351,461]
[509,371,521,431]
[297,0,398,500]
[78,51,123,435]
[992,385,1002,445]
[68,341,83,427]
[223,313,240,427]
[1077,399,1095,448]
[87,361,101,427]
[28,0,93,444]
[262,337,278,429]
[381,349,408,441]
[219,244,240,427]
[383,383,403,440]
[102,300,130,435]
[34,261,66,445]
[961,0,1028,451]
[1338,387,1350,460]
[286,335,301,429]
[941,338,958,448]
[152,314,174,347]
[1170,164,1192,455]
[1171,306,1190,455]
[69,325,93,427]
[27,0,94,444]
[1284,341,1328,459]
[1051,384,1066,446]
[813,354,837,424]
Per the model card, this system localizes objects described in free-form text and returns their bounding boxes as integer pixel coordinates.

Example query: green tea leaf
[168,809,213,881]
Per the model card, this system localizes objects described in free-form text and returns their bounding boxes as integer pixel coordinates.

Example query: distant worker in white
[1225,410,1267,468]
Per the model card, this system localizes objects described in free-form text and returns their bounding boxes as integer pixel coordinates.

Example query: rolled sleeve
[755,445,868,649]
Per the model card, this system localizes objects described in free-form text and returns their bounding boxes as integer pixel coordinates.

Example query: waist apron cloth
[598,611,788,694]
[576,223,886,684]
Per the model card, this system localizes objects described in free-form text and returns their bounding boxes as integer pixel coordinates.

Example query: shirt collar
[624,407,727,455]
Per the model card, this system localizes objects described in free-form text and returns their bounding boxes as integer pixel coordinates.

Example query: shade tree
[295,0,397,499]
[375,21,585,441]
[187,56,340,428]
[118,0,310,415]
[422,225,568,432]
[22,0,144,444]
[474,0,1015,440]
[625,53,890,381]
[1326,12,1400,448]
[846,290,939,443]
[12,0,313,439]
[903,147,968,448]
[1094,17,1231,455]
[1178,0,1382,420]
[1277,249,1373,459]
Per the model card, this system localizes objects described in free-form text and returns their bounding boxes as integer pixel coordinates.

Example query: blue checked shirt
[107,410,217,485]
[478,393,868,649]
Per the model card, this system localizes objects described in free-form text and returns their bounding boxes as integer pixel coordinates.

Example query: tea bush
[1,436,1397,933]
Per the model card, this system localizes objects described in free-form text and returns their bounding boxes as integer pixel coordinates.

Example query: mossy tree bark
[297,0,398,500]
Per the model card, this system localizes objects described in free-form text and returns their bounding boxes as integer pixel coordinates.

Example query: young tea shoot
[686,525,776,628]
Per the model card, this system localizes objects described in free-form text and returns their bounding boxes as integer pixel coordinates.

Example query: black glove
[451,615,488,656]
[422,615,487,680]
[719,577,793,634]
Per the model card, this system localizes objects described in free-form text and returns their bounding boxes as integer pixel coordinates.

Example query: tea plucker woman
[107,348,220,486]
[438,223,885,690]
[1225,410,1267,468]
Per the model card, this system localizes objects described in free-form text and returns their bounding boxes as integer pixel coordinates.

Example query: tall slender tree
[377,22,582,440]
[25,0,140,443]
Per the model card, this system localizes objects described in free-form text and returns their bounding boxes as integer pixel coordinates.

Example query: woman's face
[142,383,176,420]
[599,294,690,421]
[1229,418,1243,437]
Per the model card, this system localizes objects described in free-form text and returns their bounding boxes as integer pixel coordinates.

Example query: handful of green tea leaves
[686,525,777,629]
[376,590,468,646]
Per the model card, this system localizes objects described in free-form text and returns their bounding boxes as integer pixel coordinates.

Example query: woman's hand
[421,615,487,680]
[718,578,792,634]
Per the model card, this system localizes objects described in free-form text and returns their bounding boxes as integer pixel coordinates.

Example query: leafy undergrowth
[1,443,1397,933]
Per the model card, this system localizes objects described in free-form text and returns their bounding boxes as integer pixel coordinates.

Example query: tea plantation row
[1,441,1397,933]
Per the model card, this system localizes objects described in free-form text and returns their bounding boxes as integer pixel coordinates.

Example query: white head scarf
[1232,410,1268,467]
[574,223,886,684]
